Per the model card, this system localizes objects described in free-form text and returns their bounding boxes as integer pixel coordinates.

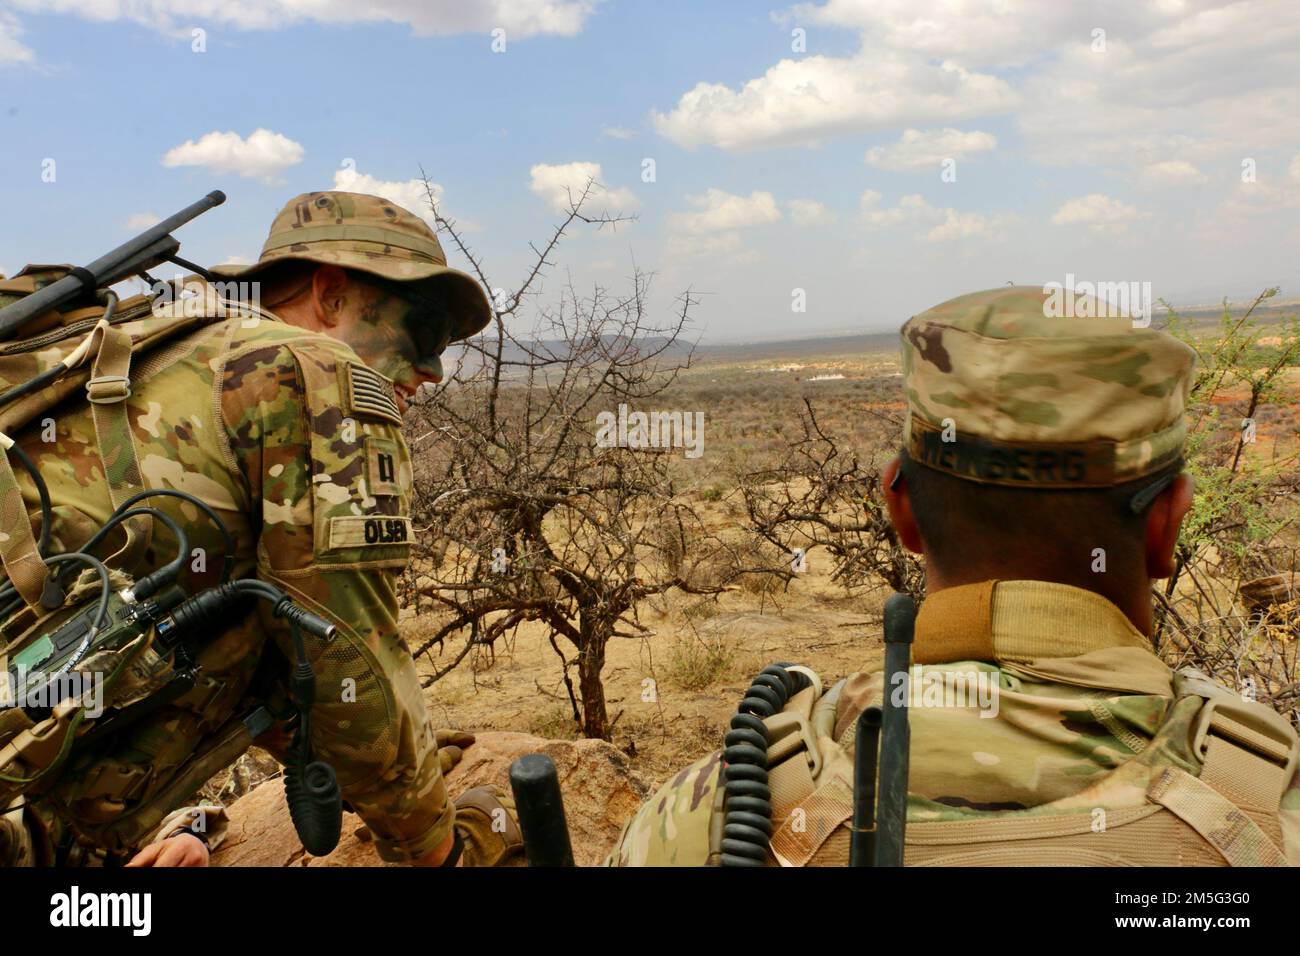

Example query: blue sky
[1,1,1298,341]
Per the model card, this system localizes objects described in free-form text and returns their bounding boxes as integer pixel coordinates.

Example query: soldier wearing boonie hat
[2,190,522,869]
[604,285,1300,869]
[213,191,491,344]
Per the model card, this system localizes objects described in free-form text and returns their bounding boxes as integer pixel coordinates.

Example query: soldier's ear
[883,457,925,555]
[1144,473,1193,579]
[311,265,351,329]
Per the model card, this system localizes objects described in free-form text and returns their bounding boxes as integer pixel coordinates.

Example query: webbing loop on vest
[76,761,150,805]
[0,448,49,608]
[87,326,152,567]
[85,374,131,405]
[762,681,849,867]
[1148,765,1287,867]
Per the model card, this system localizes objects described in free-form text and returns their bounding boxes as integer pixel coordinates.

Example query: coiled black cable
[282,619,342,857]
[720,663,811,867]
[0,395,340,855]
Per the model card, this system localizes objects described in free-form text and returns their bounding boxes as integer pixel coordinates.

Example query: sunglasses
[359,274,454,365]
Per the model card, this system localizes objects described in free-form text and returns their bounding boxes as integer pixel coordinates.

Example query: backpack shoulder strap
[1145,670,1298,866]
[763,670,864,866]
[86,322,151,570]
[0,433,51,607]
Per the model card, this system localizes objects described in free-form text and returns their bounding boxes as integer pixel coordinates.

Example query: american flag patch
[345,362,403,425]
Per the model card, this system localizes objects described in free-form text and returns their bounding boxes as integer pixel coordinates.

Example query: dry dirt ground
[408,556,889,791]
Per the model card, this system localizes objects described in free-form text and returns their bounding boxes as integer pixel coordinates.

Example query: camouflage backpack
[0,269,273,818]
[730,665,1297,867]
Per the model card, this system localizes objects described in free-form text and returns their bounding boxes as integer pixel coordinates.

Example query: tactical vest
[0,271,279,860]
[710,667,1297,867]
[0,271,264,598]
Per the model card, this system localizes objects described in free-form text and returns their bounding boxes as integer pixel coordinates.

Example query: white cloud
[1290,155,1300,182]
[865,127,996,171]
[653,52,1016,151]
[528,161,638,216]
[1141,160,1209,187]
[925,208,1004,243]
[1011,3,1300,168]
[600,125,636,140]
[860,190,934,227]
[664,0,1300,174]
[669,189,781,234]
[331,167,446,226]
[859,190,1011,242]
[0,11,35,64]
[789,0,1095,67]
[664,231,758,266]
[161,128,304,184]
[663,189,782,266]
[123,212,161,230]
[1050,194,1145,234]
[786,198,836,227]
[6,1,598,39]
[1214,180,1300,221]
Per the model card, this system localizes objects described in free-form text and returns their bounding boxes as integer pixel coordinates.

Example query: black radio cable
[719,663,811,867]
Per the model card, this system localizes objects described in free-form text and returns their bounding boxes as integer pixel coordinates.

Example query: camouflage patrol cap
[211,191,491,342]
[900,285,1196,489]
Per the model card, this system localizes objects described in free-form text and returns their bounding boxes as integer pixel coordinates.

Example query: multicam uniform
[2,302,451,864]
[0,190,493,866]
[608,286,1299,867]
[609,580,1300,866]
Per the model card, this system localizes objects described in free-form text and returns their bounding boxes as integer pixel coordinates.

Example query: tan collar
[913,580,1152,666]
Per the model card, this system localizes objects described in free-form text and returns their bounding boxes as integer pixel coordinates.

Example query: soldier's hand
[125,833,210,867]
[436,729,475,774]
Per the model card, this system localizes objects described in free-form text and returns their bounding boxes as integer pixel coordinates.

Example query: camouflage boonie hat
[900,286,1196,489]
[211,191,491,342]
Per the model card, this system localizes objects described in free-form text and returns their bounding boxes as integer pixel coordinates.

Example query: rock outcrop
[210,731,649,867]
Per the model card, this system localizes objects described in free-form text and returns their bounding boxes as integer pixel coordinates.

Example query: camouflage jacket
[607,580,1300,866]
[8,300,451,863]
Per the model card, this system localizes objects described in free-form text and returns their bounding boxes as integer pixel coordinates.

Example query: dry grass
[527,703,581,741]
[665,634,736,691]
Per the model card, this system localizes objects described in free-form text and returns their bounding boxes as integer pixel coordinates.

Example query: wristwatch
[164,823,211,847]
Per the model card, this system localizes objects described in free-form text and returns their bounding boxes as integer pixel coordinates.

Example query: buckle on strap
[765,710,824,779]
[86,374,131,404]
[1192,696,1297,775]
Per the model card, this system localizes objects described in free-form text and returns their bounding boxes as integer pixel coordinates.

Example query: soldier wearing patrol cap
[1,191,522,867]
[608,285,1300,867]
